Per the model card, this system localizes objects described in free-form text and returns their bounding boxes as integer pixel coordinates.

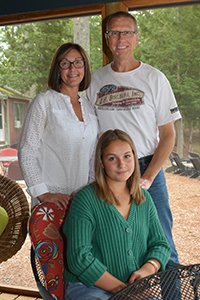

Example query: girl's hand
[128,262,158,284]
[110,282,127,294]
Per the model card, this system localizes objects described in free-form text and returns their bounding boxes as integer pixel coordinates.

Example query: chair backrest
[169,154,177,167]
[189,157,200,173]
[29,202,68,300]
[171,152,186,171]
[165,154,180,174]
[189,152,200,159]
[0,148,18,169]
[110,263,200,300]
[0,148,18,156]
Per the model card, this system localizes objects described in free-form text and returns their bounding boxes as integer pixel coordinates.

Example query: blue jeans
[139,156,179,264]
[65,282,113,300]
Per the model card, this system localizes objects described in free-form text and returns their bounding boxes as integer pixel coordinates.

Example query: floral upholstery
[29,202,68,300]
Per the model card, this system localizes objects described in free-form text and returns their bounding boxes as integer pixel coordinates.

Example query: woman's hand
[37,192,72,209]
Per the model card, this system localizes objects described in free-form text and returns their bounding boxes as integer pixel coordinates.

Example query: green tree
[135,6,200,124]
[0,16,103,96]
[89,15,103,71]
[0,19,73,95]
[134,6,200,153]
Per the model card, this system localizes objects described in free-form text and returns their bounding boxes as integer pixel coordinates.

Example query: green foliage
[134,5,200,126]
[0,19,73,94]
[0,16,103,95]
[89,15,103,71]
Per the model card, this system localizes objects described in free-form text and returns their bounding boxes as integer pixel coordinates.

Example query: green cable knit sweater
[63,183,171,286]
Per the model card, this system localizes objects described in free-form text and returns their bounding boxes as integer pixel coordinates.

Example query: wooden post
[101,2,128,65]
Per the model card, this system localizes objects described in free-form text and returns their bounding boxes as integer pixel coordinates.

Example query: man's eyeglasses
[106,31,136,38]
[59,59,84,70]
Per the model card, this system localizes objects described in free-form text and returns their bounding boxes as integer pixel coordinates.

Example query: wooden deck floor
[0,285,42,300]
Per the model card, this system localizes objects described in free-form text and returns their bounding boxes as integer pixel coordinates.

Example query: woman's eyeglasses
[59,59,84,70]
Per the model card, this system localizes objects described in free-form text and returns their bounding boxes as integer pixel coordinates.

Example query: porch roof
[0,85,30,101]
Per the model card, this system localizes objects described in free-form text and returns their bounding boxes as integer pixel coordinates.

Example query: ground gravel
[0,171,199,289]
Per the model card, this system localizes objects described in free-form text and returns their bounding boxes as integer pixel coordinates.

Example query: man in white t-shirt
[87,11,181,264]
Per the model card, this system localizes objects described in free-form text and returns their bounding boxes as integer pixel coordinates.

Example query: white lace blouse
[19,89,98,207]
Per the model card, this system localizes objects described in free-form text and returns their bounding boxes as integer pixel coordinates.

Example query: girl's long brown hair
[94,129,144,205]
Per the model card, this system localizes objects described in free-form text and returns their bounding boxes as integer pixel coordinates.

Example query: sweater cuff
[78,258,107,286]
[145,249,171,270]
[29,183,49,198]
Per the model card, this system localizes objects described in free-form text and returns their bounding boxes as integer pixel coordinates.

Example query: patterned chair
[29,202,68,300]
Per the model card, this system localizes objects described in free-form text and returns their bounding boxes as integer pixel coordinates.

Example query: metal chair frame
[110,263,200,300]
[31,246,55,300]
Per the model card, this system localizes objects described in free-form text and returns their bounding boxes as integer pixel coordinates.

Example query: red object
[29,202,68,300]
[0,148,18,168]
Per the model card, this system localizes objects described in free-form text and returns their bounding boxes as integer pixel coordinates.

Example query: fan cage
[0,174,29,263]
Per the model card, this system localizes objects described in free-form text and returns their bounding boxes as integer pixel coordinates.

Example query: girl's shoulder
[72,183,96,206]
[141,188,154,206]
[68,184,99,219]
[77,182,95,195]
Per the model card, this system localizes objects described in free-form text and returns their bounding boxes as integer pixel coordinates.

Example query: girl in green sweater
[63,129,171,300]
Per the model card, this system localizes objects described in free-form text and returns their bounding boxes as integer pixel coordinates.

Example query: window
[14,102,26,128]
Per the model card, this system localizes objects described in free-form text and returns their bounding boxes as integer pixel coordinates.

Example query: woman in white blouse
[19,43,98,209]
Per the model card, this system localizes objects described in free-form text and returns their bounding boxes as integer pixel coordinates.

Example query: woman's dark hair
[48,43,91,92]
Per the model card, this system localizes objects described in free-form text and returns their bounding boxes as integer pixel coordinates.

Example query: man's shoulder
[142,62,163,75]
[92,63,111,77]
[141,62,168,83]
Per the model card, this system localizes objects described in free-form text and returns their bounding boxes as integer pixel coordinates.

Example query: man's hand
[140,178,152,190]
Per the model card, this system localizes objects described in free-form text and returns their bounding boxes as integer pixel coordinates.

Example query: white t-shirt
[19,89,98,207]
[87,62,181,158]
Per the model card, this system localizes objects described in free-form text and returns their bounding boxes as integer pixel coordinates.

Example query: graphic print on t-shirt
[95,84,144,110]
